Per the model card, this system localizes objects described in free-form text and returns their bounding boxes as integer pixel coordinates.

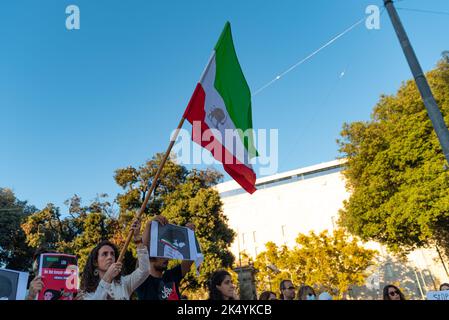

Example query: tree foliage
[21,194,119,272]
[337,57,449,256]
[254,229,377,299]
[0,188,37,269]
[20,153,235,294]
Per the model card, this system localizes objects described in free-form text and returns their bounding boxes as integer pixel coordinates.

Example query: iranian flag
[183,22,258,194]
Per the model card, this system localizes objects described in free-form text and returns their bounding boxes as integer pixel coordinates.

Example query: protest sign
[427,290,449,300]
[0,268,29,300]
[150,222,203,273]
[37,253,78,300]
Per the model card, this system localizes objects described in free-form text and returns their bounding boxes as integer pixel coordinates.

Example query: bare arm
[180,260,194,277]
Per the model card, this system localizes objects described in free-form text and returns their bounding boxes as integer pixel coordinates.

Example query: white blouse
[83,247,150,300]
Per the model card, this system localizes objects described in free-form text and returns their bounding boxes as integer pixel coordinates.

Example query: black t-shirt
[136,265,183,300]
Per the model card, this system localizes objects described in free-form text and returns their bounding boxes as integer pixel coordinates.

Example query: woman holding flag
[79,220,150,300]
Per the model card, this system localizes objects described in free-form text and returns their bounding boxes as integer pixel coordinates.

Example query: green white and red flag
[183,22,258,194]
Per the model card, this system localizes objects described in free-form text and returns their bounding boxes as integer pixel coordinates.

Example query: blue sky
[1,0,449,211]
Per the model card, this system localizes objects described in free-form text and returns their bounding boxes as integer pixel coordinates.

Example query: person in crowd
[208,270,238,300]
[439,283,449,291]
[259,291,277,300]
[26,246,56,300]
[136,215,196,300]
[382,284,406,300]
[297,285,317,300]
[279,280,296,300]
[80,220,149,300]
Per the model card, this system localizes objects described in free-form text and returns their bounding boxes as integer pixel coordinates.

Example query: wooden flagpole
[117,116,187,263]
[117,47,216,263]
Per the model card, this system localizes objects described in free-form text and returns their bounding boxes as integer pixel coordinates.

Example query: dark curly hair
[383,284,406,300]
[81,240,122,293]
[208,270,234,301]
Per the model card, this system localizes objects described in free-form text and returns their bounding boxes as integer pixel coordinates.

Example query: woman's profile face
[216,275,236,300]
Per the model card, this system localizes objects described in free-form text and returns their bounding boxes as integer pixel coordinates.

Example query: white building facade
[216,160,449,299]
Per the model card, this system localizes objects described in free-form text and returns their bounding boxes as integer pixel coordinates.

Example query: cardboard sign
[37,253,78,300]
[150,222,204,274]
[0,268,29,300]
[426,290,449,300]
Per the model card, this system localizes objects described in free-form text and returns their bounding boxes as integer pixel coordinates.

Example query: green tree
[253,242,293,296]
[254,229,377,299]
[337,57,449,257]
[0,188,37,270]
[21,194,119,272]
[114,154,236,294]
[20,153,236,290]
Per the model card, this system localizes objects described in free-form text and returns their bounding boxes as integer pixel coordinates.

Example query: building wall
[216,160,449,299]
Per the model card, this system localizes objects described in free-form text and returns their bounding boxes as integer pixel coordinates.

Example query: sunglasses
[388,290,399,296]
[284,286,295,290]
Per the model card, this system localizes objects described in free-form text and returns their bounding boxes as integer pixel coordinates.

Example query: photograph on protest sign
[0,268,29,300]
[37,253,78,300]
[150,221,199,261]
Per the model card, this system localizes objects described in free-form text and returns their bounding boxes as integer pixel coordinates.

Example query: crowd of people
[259,282,395,300]
[25,215,237,301]
[21,214,449,301]
[257,281,449,301]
